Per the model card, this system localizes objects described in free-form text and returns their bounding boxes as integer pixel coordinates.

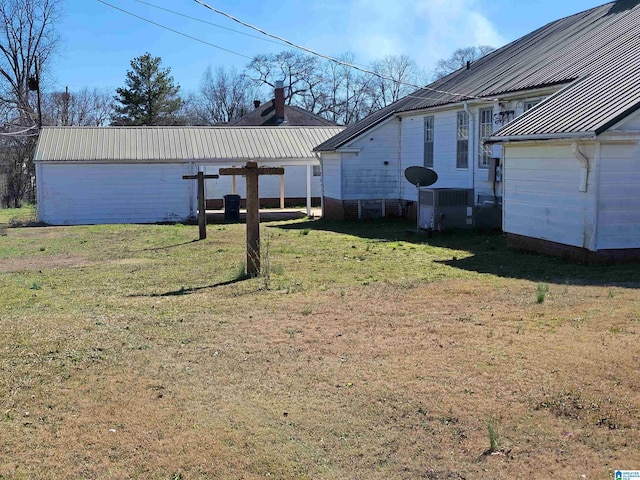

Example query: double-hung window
[456,112,469,169]
[478,108,493,168]
[424,116,434,168]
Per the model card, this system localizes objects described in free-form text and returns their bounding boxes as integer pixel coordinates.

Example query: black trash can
[224,194,241,221]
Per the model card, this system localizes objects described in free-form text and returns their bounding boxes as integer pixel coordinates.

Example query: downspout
[463,102,475,201]
[592,142,601,252]
[571,141,589,192]
[397,116,403,216]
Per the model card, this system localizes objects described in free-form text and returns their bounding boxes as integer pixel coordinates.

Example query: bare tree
[0,0,61,207]
[244,50,427,125]
[193,66,256,124]
[0,0,60,126]
[42,87,114,126]
[247,51,321,107]
[369,55,420,109]
[321,52,377,125]
[433,45,495,80]
[1,136,36,207]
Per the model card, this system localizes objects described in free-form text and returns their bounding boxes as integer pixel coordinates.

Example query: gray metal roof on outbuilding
[34,126,344,163]
[316,0,640,151]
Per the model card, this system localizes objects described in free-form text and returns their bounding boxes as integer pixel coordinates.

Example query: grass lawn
[1,216,639,479]
[0,205,37,227]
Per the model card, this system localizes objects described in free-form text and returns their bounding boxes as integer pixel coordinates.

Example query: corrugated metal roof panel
[493,35,640,139]
[318,1,640,150]
[34,126,344,163]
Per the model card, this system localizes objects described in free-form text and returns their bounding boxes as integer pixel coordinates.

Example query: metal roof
[34,126,344,163]
[229,101,339,127]
[316,1,640,151]
[491,40,640,139]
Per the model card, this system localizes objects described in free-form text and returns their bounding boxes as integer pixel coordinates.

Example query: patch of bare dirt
[0,254,91,273]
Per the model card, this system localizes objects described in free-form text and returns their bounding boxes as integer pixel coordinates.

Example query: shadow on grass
[274,218,640,288]
[130,276,248,297]
[139,239,201,252]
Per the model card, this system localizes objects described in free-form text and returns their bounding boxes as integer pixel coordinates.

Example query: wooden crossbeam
[182,171,219,240]
[219,161,284,278]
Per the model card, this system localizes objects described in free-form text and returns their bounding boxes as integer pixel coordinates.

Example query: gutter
[486,131,596,144]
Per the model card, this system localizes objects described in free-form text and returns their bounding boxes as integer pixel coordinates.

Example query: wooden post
[245,167,260,275]
[182,172,219,240]
[219,161,284,278]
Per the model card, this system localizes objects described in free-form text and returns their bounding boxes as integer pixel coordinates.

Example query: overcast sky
[52,0,609,96]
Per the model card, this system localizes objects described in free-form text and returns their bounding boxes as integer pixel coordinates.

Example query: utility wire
[193,0,486,101]
[96,0,254,60]
[96,0,488,106]
[130,0,289,48]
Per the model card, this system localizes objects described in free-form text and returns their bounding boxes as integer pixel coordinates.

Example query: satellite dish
[404,166,438,233]
[404,166,438,187]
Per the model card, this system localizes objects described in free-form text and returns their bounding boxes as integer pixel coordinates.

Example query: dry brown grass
[1,219,639,479]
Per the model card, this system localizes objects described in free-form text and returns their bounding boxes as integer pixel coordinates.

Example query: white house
[315,0,640,261]
[34,126,343,225]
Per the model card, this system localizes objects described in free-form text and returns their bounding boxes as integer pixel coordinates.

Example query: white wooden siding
[37,163,193,225]
[503,143,597,249]
[597,142,640,249]
[321,153,342,199]
[341,119,400,200]
[401,110,489,201]
[614,110,640,131]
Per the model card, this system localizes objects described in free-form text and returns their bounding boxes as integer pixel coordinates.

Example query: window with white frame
[313,165,321,176]
[424,116,434,168]
[456,111,469,169]
[478,108,493,168]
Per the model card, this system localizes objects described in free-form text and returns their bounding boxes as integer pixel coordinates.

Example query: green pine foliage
[112,52,183,126]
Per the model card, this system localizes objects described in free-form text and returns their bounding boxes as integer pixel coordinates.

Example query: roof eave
[313,112,396,152]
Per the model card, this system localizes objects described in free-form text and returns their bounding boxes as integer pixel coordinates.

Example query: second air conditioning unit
[419,188,474,230]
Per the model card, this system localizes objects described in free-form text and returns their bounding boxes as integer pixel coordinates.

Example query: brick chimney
[274,80,285,123]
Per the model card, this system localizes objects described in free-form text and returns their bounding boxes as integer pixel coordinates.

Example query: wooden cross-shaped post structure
[219,161,284,278]
[182,170,219,240]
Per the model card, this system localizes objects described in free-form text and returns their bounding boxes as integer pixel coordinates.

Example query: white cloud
[344,0,506,72]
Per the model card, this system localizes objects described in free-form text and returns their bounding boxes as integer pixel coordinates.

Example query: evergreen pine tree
[112,53,182,125]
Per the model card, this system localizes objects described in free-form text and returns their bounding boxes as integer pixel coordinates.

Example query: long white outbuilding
[34,125,343,225]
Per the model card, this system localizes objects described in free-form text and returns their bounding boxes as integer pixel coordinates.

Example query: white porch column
[306,164,312,216]
[280,174,285,209]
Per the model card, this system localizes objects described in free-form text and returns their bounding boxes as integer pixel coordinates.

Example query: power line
[192,0,485,102]
[95,0,254,60]
[129,0,289,48]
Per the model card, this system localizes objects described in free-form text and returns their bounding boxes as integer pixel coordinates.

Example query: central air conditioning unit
[419,188,474,230]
